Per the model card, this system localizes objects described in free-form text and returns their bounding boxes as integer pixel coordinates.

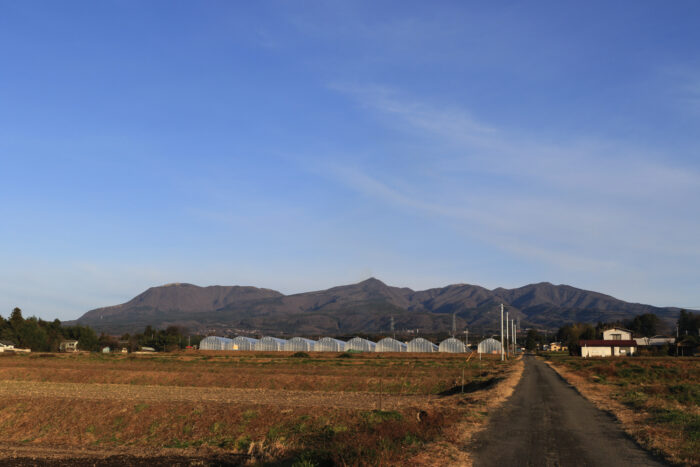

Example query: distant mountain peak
[71,279,683,335]
[358,277,387,287]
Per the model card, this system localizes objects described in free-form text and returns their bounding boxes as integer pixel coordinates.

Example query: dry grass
[0,351,495,395]
[0,351,521,465]
[544,356,699,467]
[410,356,525,467]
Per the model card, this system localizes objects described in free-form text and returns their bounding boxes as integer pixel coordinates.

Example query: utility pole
[513,320,516,353]
[391,316,395,340]
[676,326,679,357]
[506,311,509,357]
[500,303,504,361]
[464,328,469,347]
[509,320,512,354]
[452,313,457,338]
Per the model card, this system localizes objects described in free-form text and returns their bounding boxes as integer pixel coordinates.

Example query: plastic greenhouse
[285,337,316,352]
[438,337,469,353]
[254,336,287,351]
[314,337,346,352]
[345,337,376,352]
[231,336,258,351]
[375,337,407,352]
[477,338,503,354]
[199,336,234,350]
[407,337,438,353]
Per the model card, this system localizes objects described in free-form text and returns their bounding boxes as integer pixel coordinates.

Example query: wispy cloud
[326,84,700,285]
[667,66,700,114]
[336,83,700,198]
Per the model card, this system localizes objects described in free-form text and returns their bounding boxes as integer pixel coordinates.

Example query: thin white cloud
[326,84,700,281]
[336,83,700,198]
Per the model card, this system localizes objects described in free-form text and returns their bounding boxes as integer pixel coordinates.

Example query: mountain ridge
[70,278,685,335]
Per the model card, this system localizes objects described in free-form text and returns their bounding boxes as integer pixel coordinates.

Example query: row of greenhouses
[199,335,504,354]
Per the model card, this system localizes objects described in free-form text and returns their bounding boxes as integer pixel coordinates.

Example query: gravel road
[471,355,667,467]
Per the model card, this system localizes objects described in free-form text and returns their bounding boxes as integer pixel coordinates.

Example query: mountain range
[70,278,684,336]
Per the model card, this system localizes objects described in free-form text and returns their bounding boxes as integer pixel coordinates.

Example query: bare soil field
[0,351,521,465]
[544,355,700,466]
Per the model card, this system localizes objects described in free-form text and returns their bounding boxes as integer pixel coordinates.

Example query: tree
[525,330,542,351]
[678,310,700,337]
[15,318,50,351]
[10,307,23,328]
[556,322,596,355]
[97,332,119,350]
[627,313,659,337]
[63,325,99,351]
[0,315,13,343]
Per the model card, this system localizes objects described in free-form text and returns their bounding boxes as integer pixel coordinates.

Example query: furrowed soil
[0,351,521,465]
[544,354,700,467]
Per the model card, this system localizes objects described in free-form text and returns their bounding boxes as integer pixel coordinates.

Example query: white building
[581,328,637,357]
[59,340,79,352]
[602,328,632,341]
[634,335,675,347]
[0,341,15,352]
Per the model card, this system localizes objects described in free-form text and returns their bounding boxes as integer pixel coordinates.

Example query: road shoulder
[544,358,676,466]
[411,357,525,467]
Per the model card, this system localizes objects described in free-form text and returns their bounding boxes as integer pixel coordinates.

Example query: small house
[580,328,636,357]
[59,340,79,352]
[549,342,567,352]
[0,341,15,352]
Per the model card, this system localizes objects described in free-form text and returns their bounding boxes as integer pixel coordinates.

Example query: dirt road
[471,355,666,467]
[0,380,425,410]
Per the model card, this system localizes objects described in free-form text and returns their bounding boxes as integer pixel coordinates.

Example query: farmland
[544,355,700,466]
[0,351,522,465]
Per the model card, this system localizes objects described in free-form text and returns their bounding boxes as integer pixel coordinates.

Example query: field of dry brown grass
[0,351,521,466]
[544,355,700,467]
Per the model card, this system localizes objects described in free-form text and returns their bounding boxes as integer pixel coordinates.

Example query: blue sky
[1,1,699,320]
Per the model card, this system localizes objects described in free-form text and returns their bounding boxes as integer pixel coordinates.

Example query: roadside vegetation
[544,355,699,466]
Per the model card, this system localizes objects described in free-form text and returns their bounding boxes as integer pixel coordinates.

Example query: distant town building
[549,342,568,352]
[59,340,79,352]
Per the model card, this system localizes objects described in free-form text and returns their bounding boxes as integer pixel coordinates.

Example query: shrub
[668,384,700,404]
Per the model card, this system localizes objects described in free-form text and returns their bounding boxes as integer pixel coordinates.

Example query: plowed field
[0,351,519,465]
